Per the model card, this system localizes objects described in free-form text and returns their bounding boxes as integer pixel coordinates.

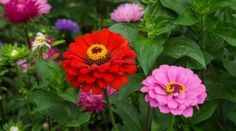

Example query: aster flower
[61,28,137,94]
[110,3,144,23]
[1,0,51,24]
[77,86,117,112]
[54,19,79,33]
[31,32,51,52]
[0,44,30,63]
[3,120,24,131]
[140,65,207,118]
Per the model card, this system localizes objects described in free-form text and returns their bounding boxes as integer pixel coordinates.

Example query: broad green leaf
[164,37,206,68]
[207,83,236,102]
[134,35,165,75]
[29,90,61,113]
[36,60,65,89]
[222,49,236,77]
[112,100,142,131]
[48,103,90,127]
[59,88,77,103]
[116,74,144,100]
[175,8,199,26]
[213,22,236,47]
[189,101,218,124]
[187,51,213,69]
[109,23,138,44]
[160,0,191,14]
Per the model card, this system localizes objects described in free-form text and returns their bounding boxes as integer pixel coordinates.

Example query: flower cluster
[0,0,51,24]
[77,86,116,112]
[54,19,79,33]
[140,65,207,117]
[110,3,144,23]
[61,28,137,94]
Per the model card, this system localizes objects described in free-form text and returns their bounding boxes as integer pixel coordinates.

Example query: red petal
[80,68,90,74]
[99,28,110,46]
[103,73,114,82]
[83,33,94,46]
[92,86,103,94]
[107,33,121,51]
[97,79,108,89]
[110,78,122,89]
[82,84,91,92]
[68,68,80,76]
[98,62,111,72]
[84,74,96,84]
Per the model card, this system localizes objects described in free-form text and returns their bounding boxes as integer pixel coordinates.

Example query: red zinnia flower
[61,28,137,94]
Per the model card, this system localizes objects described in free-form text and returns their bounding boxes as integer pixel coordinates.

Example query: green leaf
[51,40,65,47]
[35,60,66,89]
[112,100,142,131]
[189,101,217,124]
[160,0,190,14]
[29,90,61,113]
[109,23,138,44]
[164,37,206,68]
[207,83,236,102]
[59,88,77,103]
[222,49,236,77]
[48,103,90,127]
[213,22,236,47]
[175,8,199,26]
[134,35,165,75]
[116,74,144,100]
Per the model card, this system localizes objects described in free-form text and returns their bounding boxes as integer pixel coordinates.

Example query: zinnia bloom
[77,86,116,112]
[61,28,137,94]
[110,3,144,23]
[1,0,51,24]
[54,19,79,33]
[140,65,207,118]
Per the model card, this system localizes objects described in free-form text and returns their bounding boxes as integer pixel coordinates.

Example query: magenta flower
[1,0,51,24]
[16,59,30,72]
[43,48,60,61]
[110,3,144,23]
[77,87,116,113]
[140,65,207,118]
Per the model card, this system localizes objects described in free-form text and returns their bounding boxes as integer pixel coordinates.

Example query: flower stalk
[103,89,118,131]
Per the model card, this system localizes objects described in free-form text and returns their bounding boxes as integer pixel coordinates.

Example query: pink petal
[183,107,193,118]
[159,105,170,113]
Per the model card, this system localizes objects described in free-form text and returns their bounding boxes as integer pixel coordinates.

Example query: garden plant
[0,0,236,131]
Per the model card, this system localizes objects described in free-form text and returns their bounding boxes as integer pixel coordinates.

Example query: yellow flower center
[37,39,44,44]
[87,44,109,65]
[165,82,186,94]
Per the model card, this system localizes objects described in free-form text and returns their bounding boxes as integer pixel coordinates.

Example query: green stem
[24,23,31,48]
[103,89,118,131]
[144,106,152,131]
[24,97,34,125]
[167,115,175,131]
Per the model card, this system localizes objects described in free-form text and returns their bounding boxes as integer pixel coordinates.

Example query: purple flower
[110,3,144,23]
[54,19,79,33]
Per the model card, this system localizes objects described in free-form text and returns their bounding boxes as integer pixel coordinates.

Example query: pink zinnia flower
[1,0,51,24]
[77,87,116,113]
[140,65,207,118]
[110,3,144,23]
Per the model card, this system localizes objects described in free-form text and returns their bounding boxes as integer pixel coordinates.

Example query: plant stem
[24,97,34,125]
[167,115,175,131]
[144,106,152,131]
[24,23,31,48]
[103,89,118,131]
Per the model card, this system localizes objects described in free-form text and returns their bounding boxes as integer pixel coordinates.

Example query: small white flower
[10,49,18,57]
[32,32,51,51]
[10,126,19,131]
